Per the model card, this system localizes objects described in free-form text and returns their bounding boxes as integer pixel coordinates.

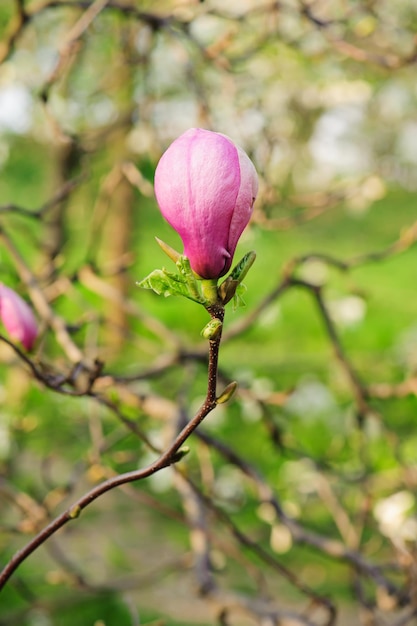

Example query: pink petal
[227,141,259,257]
[155,129,241,278]
[154,128,258,279]
[0,284,38,350]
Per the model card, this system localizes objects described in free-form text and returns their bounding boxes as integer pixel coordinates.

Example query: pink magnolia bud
[154,128,258,279]
[0,284,38,350]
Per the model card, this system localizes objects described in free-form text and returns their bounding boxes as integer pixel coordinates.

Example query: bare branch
[0,303,225,592]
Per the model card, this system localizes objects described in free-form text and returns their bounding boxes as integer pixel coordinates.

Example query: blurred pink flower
[154,128,258,279]
[0,284,37,350]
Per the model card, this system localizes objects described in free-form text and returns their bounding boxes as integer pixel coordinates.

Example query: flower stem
[200,279,219,306]
[205,303,225,404]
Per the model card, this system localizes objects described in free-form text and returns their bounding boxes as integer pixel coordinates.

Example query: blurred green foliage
[1,1,417,625]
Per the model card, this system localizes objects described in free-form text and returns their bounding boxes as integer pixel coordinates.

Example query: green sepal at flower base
[218,250,256,308]
[138,243,256,310]
[138,239,214,305]
[137,260,205,305]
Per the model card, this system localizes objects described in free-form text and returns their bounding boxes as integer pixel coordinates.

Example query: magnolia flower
[0,284,37,350]
[154,128,258,279]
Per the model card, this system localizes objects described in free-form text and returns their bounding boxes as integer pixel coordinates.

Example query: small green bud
[201,318,223,340]
[216,381,238,404]
[68,504,81,519]
[172,446,190,462]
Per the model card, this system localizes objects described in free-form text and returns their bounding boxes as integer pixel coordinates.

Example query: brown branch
[222,275,292,342]
[299,0,416,69]
[196,429,404,601]
[0,303,226,592]
[252,189,346,231]
[0,0,28,64]
[77,265,180,349]
[34,0,175,29]
[175,446,332,624]
[303,280,371,417]
[225,217,417,345]
[174,473,215,597]
[0,177,84,219]
[0,227,86,364]
[0,334,99,397]
[182,471,337,626]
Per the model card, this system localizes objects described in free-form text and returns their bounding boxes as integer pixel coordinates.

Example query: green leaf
[137,266,205,304]
[176,256,205,303]
[218,251,256,305]
[137,269,182,298]
[229,250,256,282]
[232,283,248,311]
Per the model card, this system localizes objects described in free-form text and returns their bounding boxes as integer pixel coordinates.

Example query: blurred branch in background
[1,0,417,625]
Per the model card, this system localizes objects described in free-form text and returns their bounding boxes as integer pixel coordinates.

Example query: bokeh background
[1,1,417,624]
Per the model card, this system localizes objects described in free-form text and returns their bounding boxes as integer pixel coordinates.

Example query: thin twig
[0,228,86,364]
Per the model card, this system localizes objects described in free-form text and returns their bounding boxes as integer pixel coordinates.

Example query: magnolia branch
[181,471,337,626]
[195,430,405,604]
[0,304,226,592]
